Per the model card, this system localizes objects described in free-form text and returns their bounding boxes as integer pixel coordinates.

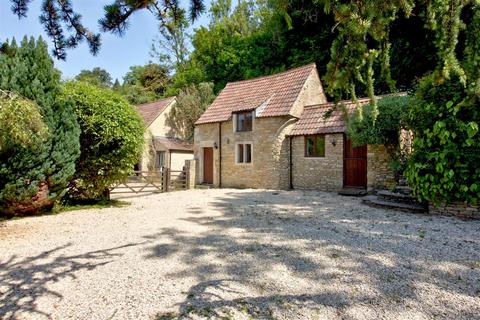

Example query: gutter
[218,122,222,188]
[289,135,293,189]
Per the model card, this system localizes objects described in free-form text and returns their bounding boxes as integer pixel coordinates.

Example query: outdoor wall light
[331,138,337,147]
[214,142,218,149]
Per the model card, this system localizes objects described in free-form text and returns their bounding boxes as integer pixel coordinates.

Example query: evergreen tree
[0,36,80,215]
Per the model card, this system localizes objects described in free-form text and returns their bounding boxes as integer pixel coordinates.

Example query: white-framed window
[236,142,252,164]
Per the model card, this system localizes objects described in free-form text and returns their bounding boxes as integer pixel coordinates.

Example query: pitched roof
[136,97,175,127]
[289,98,371,136]
[153,136,193,152]
[195,64,317,125]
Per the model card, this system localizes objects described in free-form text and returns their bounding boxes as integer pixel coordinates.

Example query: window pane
[316,136,325,157]
[306,137,314,156]
[236,112,252,132]
[237,113,244,131]
[238,144,244,163]
[244,112,252,131]
[157,151,165,168]
[245,144,252,163]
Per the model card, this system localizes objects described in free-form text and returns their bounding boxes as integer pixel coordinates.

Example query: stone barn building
[193,63,394,191]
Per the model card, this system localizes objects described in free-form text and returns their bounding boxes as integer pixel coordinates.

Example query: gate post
[184,159,196,189]
[163,167,170,192]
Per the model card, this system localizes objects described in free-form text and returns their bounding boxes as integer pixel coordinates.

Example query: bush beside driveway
[1,189,479,319]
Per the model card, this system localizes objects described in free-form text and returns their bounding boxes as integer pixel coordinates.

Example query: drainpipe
[289,135,294,189]
[218,122,222,188]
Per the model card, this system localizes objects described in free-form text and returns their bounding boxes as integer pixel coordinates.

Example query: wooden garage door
[344,138,367,188]
[203,147,214,184]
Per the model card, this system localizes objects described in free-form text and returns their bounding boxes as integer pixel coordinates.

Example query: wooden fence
[110,167,187,194]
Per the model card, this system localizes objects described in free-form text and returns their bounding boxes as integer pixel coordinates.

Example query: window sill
[304,156,326,159]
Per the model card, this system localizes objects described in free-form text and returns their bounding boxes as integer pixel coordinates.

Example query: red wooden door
[203,147,214,184]
[344,138,367,188]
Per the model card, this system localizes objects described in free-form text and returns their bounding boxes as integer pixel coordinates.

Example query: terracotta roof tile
[136,97,175,127]
[289,98,371,136]
[153,136,193,152]
[195,64,317,125]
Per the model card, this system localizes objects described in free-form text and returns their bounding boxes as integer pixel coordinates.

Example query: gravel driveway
[1,189,479,320]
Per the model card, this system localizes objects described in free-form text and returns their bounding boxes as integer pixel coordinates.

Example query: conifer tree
[0,36,80,215]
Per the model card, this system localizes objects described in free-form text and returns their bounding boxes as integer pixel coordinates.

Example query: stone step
[394,185,413,195]
[195,183,215,189]
[338,188,368,197]
[376,190,419,205]
[362,195,427,213]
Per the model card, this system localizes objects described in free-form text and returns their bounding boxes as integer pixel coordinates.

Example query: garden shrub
[346,95,411,177]
[0,91,47,154]
[63,82,144,201]
[0,36,80,216]
[404,74,480,205]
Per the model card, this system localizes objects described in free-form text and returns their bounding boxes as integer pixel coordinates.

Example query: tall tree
[120,64,170,104]
[75,67,113,88]
[0,36,80,215]
[151,9,190,71]
[166,82,215,141]
[9,0,205,59]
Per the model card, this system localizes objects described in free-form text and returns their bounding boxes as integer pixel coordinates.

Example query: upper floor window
[236,111,253,132]
[305,135,325,157]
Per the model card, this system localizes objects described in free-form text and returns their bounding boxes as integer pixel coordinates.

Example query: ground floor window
[305,135,325,157]
[156,151,166,169]
[236,143,252,164]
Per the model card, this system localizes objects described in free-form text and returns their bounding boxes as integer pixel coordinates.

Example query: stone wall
[367,144,396,190]
[220,116,293,189]
[289,69,327,117]
[148,99,175,137]
[194,116,294,189]
[184,159,196,189]
[291,133,344,191]
[193,123,220,185]
[429,202,480,219]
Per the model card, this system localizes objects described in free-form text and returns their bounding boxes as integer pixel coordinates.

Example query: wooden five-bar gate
[110,167,188,194]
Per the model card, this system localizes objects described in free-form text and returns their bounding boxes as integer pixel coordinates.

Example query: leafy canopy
[75,67,113,88]
[166,82,215,141]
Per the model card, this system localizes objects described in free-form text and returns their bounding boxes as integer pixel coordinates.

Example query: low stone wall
[291,133,344,191]
[367,144,396,191]
[429,202,480,219]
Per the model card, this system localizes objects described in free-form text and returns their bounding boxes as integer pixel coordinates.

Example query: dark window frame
[235,111,253,132]
[304,135,326,157]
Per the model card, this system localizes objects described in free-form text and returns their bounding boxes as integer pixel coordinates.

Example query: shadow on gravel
[149,190,480,319]
[0,242,145,319]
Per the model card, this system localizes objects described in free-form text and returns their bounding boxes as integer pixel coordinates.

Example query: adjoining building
[136,97,194,172]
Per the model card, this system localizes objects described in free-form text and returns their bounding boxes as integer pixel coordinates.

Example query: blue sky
[0,0,210,81]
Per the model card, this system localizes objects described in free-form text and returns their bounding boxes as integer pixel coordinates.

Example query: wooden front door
[344,138,367,188]
[203,147,214,184]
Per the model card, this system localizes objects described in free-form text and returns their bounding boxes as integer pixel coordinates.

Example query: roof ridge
[224,63,316,87]
[135,96,175,108]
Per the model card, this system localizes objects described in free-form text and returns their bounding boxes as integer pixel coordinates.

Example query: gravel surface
[1,188,479,320]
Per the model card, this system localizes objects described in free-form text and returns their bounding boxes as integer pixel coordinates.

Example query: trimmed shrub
[63,82,144,201]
